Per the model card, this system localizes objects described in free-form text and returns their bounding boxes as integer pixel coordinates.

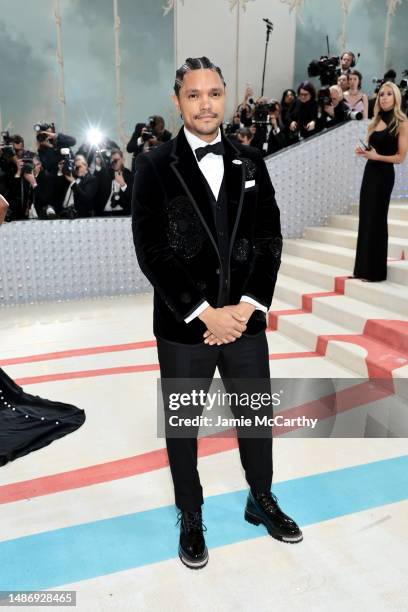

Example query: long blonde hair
[368,82,407,138]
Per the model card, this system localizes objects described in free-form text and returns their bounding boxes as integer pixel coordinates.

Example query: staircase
[271,199,408,383]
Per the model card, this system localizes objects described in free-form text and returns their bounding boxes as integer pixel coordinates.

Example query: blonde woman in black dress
[353,82,408,281]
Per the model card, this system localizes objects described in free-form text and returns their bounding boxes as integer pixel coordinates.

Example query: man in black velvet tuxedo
[132,57,302,569]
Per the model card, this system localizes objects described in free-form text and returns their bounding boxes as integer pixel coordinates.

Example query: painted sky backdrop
[0,0,407,150]
[0,0,175,148]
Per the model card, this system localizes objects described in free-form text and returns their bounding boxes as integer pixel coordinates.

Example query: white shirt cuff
[184,300,210,324]
[240,295,268,313]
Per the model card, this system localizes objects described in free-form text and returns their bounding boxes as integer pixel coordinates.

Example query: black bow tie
[195,141,225,162]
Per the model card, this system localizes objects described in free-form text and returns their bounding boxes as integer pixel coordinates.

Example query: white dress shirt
[182,126,267,323]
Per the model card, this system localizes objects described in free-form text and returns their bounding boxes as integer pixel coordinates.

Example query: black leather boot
[245,490,303,543]
[176,508,208,569]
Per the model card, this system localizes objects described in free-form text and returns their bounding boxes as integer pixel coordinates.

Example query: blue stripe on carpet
[0,454,407,591]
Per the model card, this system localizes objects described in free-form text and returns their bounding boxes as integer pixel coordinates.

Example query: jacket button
[218,230,224,237]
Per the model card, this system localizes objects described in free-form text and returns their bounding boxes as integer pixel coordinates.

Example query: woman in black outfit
[0,195,85,466]
[288,81,319,141]
[353,82,408,282]
[280,89,296,127]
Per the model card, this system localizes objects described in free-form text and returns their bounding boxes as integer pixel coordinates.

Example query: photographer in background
[236,127,254,146]
[266,100,288,155]
[35,122,76,175]
[317,84,350,131]
[57,153,97,218]
[77,136,120,169]
[6,152,35,221]
[1,133,33,178]
[237,84,255,127]
[94,148,133,216]
[288,81,318,140]
[23,155,57,219]
[127,116,171,172]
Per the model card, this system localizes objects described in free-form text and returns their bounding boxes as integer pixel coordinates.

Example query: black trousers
[156,331,273,511]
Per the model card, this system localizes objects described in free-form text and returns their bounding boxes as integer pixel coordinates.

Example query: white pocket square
[245,180,256,188]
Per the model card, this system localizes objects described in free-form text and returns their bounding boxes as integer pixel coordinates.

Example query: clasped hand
[199,303,256,346]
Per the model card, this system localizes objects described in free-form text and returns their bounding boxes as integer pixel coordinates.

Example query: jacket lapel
[170,127,246,256]
[221,133,245,243]
[170,128,219,258]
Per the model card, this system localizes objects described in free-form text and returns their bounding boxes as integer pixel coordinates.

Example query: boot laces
[176,510,207,532]
[257,491,279,511]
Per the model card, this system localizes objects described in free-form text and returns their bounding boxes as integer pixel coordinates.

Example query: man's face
[33,159,42,176]
[237,133,250,145]
[155,119,164,134]
[330,89,341,107]
[337,74,349,91]
[74,156,88,177]
[341,53,353,70]
[172,68,225,141]
[111,153,124,171]
[13,142,24,157]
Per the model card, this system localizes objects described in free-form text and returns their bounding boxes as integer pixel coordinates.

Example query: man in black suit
[132,57,302,570]
[57,154,97,218]
[94,149,133,216]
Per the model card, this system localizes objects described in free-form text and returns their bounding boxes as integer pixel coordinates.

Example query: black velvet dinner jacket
[131,126,282,345]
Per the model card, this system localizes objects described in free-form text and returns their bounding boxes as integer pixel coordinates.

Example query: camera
[223,122,236,136]
[253,102,275,124]
[138,117,156,143]
[0,131,15,159]
[60,147,75,176]
[148,116,156,130]
[345,109,363,121]
[98,148,112,164]
[317,87,331,107]
[21,154,34,174]
[141,120,155,143]
[308,55,340,86]
[34,122,55,143]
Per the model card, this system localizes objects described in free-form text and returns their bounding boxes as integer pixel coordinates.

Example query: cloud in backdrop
[0,0,174,148]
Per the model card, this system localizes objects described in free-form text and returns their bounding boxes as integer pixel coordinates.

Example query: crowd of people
[228,51,378,155]
[0,116,171,222]
[0,49,404,223]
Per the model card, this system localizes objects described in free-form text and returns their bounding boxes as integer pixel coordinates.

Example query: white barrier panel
[0,218,150,306]
[1,121,407,306]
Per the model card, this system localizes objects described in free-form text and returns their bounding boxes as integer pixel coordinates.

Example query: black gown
[0,368,85,467]
[353,126,399,281]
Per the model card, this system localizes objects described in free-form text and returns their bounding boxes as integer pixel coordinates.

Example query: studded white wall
[266,120,408,238]
[1,121,407,306]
